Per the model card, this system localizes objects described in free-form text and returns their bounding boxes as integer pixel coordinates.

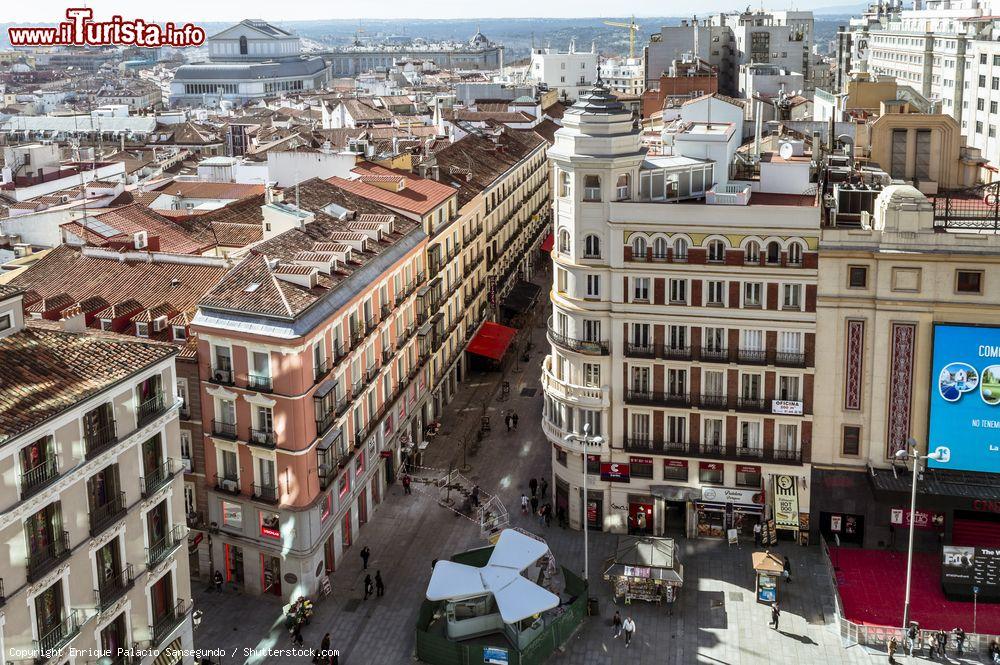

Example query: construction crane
[603,17,642,60]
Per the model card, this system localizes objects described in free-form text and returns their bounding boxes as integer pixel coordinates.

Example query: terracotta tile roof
[0,324,177,444]
[531,119,560,145]
[448,110,536,123]
[0,284,25,300]
[151,180,266,200]
[60,204,215,254]
[335,98,393,122]
[328,163,455,217]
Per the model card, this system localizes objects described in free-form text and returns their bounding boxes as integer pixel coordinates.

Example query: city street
[192,290,989,665]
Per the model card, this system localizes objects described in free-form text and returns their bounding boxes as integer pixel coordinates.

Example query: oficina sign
[771,400,803,415]
[600,462,630,482]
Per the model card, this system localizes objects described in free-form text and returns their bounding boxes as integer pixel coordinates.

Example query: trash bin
[587,597,599,616]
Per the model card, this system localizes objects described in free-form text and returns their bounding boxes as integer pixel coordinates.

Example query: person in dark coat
[402,474,412,495]
[512,412,519,430]
[375,570,385,597]
[529,477,538,496]
[363,574,373,600]
[530,495,539,516]
[782,555,792,583]
[539,477,548,498]
[291,619,304,646]
[505,414,512,431]
[313,633,331,663]
[471,485,480,507]
[360,546,370,569]
[770,603,781,630]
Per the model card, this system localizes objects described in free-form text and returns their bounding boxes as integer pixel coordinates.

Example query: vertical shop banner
[773,475,799,531]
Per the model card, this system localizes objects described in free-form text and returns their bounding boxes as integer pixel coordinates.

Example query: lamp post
[895,437,950,646]
[564,423,604,586]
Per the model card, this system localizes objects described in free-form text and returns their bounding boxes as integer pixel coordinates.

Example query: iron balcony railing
[96,563,135,610]
[699,393,729,410]
[252,483,279,504]
[212,420,237,440]
[34,609,84,661]
[90,491,127,537]
[737,349,768,365]
[26,530,71,582]
[146,524,184,568]
[700,347,729,363]
[774,351,807,368]
[246,374,272,392]
[316,410,336,436]
[546,320,609,356]
[314,358,331,383]
[249,428,277,449]
[84,421,117,459]
[151,599,189,647]
[136,392,166,427]
[736,397,769,413]
[21,457,59,499]
[141,459,179,497]
[214,473,239,494]
[624,390,691,408]
[623,343,655,358]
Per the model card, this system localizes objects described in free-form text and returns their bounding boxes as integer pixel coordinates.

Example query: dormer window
[100,319,113,331]
[173,326,187,341]
[135,322,148,338]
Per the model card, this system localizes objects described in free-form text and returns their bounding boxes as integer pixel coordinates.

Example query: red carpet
[831,547,1000,633]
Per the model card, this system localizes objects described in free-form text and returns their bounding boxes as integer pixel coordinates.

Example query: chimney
[60,304,86,332]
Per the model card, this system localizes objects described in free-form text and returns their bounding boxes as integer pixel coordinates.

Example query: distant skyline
[3,0,860,24]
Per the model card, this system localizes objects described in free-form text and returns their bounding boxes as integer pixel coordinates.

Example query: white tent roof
[425,529,559,624]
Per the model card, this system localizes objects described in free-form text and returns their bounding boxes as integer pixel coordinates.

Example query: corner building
[544,83,819,540]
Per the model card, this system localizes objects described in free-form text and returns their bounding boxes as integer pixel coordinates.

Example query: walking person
[953,627,965,655]
[213,569,223,592]
[360,546,370,570]
[537,506,545,527]
[622,616,636,648]
[530,495,539,517]
[888,636,898,664]
[770,603,781,630]
[782,555,792,583]
[753,520,762,547]
[612,611,622,638]
[505,413,512,432]
[539,477,548,498]
[402,474,412,495]
[543,503,552,527]
[521,493,529,515]
[471,484,480,507]
[363,574,373,601]
[934,629,947,659]
[313,633,331,663]
[512,412,519,430]
[375,571,385,598]
[906,622,919,656]
[291,618,304,646]
[529,477,538,497]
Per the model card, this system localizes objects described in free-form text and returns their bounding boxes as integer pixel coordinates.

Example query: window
[586,274,601,297]
[736,465,762,488]
[743,282,762,307]
[848,265,868,288]
[583,363,601,387]
[558,229,570,253]
[135,322,148,338]
[586,454,601,475]
[558,171,571,197]
[778,375,800,400]
[672,238,688,261]
[630,456,654,479]
[172,325,186,341]
[555,445,568,466]
[741,373,762,399]
[0,313,10,332]
[239,35,248,55]
[992,77,998,90]
[582,319,601,342]
[633,277,650,301]
[766,241,781,264]
[979,74,987,88]
[703,418,723,446]
[669,279,687,303]
[666,415,686,442]
[978,98,985,111]
[663,459,688,481]
[782,284,802,310]
[699,462,723,484]
[776,424,798,451]
[653,237,667,259]
[630,412,650,443]
[583,175,601,201]
[707,280,725,305]
[842,426,861,456]
[581,410,602,437]
[740,421,761,450]
[977,121,985,134]
[707,239,726,262]
[744,241,760,264]
[584,234,601,258]
[616,173,630,200]
[787,242,803,265]
[631,236,647,258]
[956,270,983,294]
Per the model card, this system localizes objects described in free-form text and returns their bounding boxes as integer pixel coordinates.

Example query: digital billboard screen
[929,323,1000,473]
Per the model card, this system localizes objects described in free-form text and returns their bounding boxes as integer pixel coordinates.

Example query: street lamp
[895,437,950,641]
[564,423,604,586]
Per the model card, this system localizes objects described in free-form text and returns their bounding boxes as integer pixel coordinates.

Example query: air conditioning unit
[213,370,228,382]
[133,231,148,249]
[221,479,237,492]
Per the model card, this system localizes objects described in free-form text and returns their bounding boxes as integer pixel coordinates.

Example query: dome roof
[469,30,490,46]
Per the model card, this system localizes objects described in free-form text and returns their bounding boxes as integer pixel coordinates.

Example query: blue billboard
[929,323,1000,473]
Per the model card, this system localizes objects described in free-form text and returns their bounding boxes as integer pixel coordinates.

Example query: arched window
[708,239,726,262]
[239,36,248,55]
[584,234,601,258]
[766,241,781,264]
[788,241,803,265]
[558,171,571,197]
[744,241,760,264]
[631,236,647,259]
[653,237,668,259]
[558,229,571,253]
[616,173,630,200]
[673,237,689,262]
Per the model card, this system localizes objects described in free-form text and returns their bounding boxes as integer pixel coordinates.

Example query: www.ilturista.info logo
[8,8,206,48]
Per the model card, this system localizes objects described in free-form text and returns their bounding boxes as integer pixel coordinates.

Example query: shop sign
[701,486,764,506]
[587,500,599,524]
[773,475,800,531]
[664,459,688,468]
[699,461,723,471]
[736,464,760,474]
[973,499,1000,514]
[484,646,509,665]
[260,512,281,539]
[830,515,842,532]
[222,500,242,529]
[891,508,945,530]
[629,456,653,465]
[600,462,630,482]
[187,532,203,553]
[942,546,1000,590]
[380,450,392,458]
[772,400,803,415]
[623,565,651,578]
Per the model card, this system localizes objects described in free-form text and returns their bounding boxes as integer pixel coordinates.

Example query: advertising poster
[942,546,1000,594]
[929,324,1000,472]
[600,462,630,482]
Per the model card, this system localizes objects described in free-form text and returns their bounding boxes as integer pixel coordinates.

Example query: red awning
[466,322,518,361]
[540,233,554,252]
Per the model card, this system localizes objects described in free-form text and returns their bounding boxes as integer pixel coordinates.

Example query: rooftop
[330,163,456,217]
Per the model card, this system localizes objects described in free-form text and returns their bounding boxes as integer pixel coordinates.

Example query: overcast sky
[4,0,846,23]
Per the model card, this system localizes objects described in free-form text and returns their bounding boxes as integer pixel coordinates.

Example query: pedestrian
[622,616,636,647]
[537,506,545,526]
[753,521,762,547]
[782,555,792,583]
[471,484,480,507]
[612,610,622,638]
[989,639,1000,663]
[375,570,385,597]
[213,569,223,592]
[363,574,373,600]
[521,493,529,515]
[935,629,947,658]
[543,503,552,527]
[313,633,331,663]
[770,603,780,630]
[540,477,548,498]
[954,627,965,655]
[360,546,370,570]
[530,495,539,516]
[888,636,898,664]
[505,413,512,432]
[906,622,919,656]
[557,505,567,528]
[402,474,412,495]
[529,477,537,496]
[512,412,519,430]
[291,617,304,646]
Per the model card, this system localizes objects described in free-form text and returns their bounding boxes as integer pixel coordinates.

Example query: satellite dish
[779,142,795,160]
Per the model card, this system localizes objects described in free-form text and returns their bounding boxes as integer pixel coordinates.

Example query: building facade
[324,31,502,76]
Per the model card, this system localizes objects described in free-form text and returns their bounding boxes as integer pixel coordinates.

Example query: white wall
[0,208,88,247]
[266,150,356,187]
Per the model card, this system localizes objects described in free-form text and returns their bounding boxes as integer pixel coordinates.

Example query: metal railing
[249,428,277,448]
[146,524,184,568]
[84,421,117,459]
[34,609,83,661]
[212,420,237,440]
[96,563,135,610]
[699,393,729,410]
[736,396,769,413]
[737,349,768,365]
[624,390,691,408]
[151,599,189,646]
[313,358,331,383]
[700,347,729,363]
[136,392,166,427]
[26,530,71,582]
[774,351,807,368]
[141,459,178,497]
[21,457,59,499]
[246,374,272,392]
[214,473,239,494]
[252,483,279,504]
[547,320,609,356]
[90,491,127,537]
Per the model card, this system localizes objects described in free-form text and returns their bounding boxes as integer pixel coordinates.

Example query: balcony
[211,420,237,440]
[313,358,331,383]
[252,483,279,504]
[214,473,239,495]
[699,442,725,458]
[773,448,803,463]
[85,421,118,459]
[736,397,769,413]
[21,457,59,499]
[146,524,184,568]
[34,609,83,662]
[547,321,609,356]
[364,316,377,335]
[96,563,134,611]
[663,345,692,361]
[316,410,336,436]
[26,530,71,582]
[695,442,803,465]
[246,374,273,393]
[699,393,729,410]
[737,349,768,365]
[141,459,179,497]
[318,464,335,491]
[541,419,608,452]
[209,367,234,385]
[774,351,807,368]
[700,347,729,363]
[624,343,655,359]
[365,365,379,385]
[151,599,190,647]
[624,390,691,408]
[136,392,166,427]
[90,491,127,537]
[249,428,277,449]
